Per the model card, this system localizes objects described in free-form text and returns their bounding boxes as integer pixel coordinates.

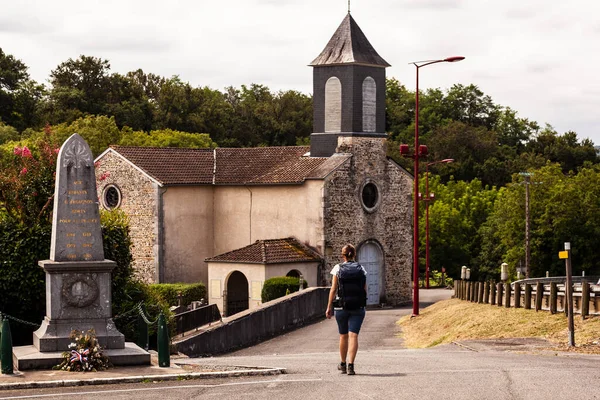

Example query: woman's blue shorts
[334,308,366,334]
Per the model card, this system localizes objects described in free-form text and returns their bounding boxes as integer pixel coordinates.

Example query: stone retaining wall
[174,287,329,357]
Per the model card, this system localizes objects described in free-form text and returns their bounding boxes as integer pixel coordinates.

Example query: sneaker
[338,362,347,374]
[347,363,355,375]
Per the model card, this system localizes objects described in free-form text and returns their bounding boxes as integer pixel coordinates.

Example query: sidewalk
[0,353,285,391]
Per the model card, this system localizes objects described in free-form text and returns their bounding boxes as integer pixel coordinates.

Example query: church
[94,12,414,315]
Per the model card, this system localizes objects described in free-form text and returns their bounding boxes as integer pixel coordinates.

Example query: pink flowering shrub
[0,124,59,225]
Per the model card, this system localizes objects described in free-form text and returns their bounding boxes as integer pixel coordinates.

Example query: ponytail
[342,244,356,260]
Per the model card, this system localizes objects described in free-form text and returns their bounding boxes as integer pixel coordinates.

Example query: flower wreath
[54,329,111,372]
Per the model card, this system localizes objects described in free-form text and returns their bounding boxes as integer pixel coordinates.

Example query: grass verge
[398,298,600,353]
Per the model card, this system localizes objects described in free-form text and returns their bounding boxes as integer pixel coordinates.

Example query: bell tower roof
[309,13,391,68]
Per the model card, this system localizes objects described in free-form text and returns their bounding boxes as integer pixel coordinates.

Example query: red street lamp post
[423,159,454,289]
[402,56,464,317]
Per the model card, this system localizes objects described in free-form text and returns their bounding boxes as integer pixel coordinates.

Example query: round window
[103,185,121,210]
[361,181,380,212]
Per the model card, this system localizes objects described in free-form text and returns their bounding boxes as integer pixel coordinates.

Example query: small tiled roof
[310,13,390,67]
[106,146,349,185]
[205,238,322,264]
[110,146,214,185]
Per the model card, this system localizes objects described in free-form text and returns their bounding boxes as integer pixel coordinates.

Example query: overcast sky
[2,0,599,144]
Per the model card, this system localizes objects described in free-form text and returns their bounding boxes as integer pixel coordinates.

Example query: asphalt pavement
[3,288,600,399]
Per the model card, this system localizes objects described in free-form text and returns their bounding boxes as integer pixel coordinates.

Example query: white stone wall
[95,152,158,283]
[322,137,413,305]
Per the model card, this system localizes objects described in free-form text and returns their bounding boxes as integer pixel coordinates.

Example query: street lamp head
[444,56,465,63]
[442,158,454,163]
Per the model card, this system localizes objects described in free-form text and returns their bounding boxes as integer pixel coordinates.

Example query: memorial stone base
[13,260,151,370]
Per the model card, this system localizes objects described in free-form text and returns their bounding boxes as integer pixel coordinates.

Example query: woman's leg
[339,334,349,362]
[347,308,366,364]
[347,332,359,363]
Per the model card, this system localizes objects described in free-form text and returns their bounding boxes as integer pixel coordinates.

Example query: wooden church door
[358,242,383,305]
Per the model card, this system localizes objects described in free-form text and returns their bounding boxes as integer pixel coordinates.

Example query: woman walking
[325,244,367,375]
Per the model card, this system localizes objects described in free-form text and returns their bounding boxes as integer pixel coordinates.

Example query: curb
[0,367,286,391]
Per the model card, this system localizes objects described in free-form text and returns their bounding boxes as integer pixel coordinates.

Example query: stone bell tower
[309,12,390,157]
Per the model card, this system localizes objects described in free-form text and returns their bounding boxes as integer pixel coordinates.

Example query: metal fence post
[1,318,14,374]
[157,312,170,368]
[137,304,149,351]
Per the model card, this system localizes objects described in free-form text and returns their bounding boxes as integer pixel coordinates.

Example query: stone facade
[95,152,158,283]
[322,136,413,304]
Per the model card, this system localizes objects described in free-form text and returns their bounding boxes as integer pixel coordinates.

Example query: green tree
[478,164,600,280]
[120,128,216,148]
[524,125,598,173]
[422,176,498,280]
[45,55,112,123]
[0,48,45,131]
[25,116,123,157]
[0,121,19,144]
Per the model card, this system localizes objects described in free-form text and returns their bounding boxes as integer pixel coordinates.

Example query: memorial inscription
[50,134,104,262]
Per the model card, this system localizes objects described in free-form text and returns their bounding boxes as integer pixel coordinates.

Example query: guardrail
[174,304,221,336]
[454,279,600,317]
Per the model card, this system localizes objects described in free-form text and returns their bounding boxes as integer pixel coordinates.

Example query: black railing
[227,300,249,316]
[174,304,221,336]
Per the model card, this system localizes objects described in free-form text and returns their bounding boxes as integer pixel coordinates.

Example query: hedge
[261,276,308,303]
[148,283,207,308]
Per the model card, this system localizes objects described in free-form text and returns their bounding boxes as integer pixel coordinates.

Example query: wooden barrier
[535,282,543,311]
[497,283,503,307]
[524,284,532,309]
[550,282,557,314]
[514,283,521,308]
[454,278,600,318]
[484,281,490,304]
[582,281,589,319]
[478,282,484,304]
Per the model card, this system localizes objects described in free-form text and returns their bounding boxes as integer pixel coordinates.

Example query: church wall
[95,152,157,283]
[213,182,325,257]
[322,137,413,305]
[162,186,214,284]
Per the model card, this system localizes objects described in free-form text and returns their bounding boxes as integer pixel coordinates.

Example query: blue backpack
[337,262,367,310]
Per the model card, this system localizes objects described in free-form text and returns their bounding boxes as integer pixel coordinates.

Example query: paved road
[5,288,600,400]
[227,287,454,357]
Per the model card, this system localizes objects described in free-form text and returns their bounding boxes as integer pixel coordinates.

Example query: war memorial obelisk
[13,134,150,370]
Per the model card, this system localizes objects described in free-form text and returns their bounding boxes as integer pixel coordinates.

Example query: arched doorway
[358,241,383,305]
[226,271,249,316]
[286,269,300,278]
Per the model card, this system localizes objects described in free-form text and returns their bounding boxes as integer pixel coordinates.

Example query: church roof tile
[107,146,349,185]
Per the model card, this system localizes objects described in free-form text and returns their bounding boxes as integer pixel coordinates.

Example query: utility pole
[524,174,531,279]
[520,172,532,279]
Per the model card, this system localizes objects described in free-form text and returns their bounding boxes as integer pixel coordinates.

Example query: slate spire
[310,13,390,68]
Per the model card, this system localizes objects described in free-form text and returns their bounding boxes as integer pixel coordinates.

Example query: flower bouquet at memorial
[55,329,111,371]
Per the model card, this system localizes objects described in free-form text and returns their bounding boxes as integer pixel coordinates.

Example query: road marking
[0,378,323,400]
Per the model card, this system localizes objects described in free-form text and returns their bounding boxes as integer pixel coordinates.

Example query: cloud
[527,64,554,74]
[77,37,172,54]
[0,16,55,34]
[399,0,462,10]
[504,7,537,20]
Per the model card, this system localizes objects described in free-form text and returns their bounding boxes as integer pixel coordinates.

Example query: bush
[148,283,207,308]
[261,276,308,303]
